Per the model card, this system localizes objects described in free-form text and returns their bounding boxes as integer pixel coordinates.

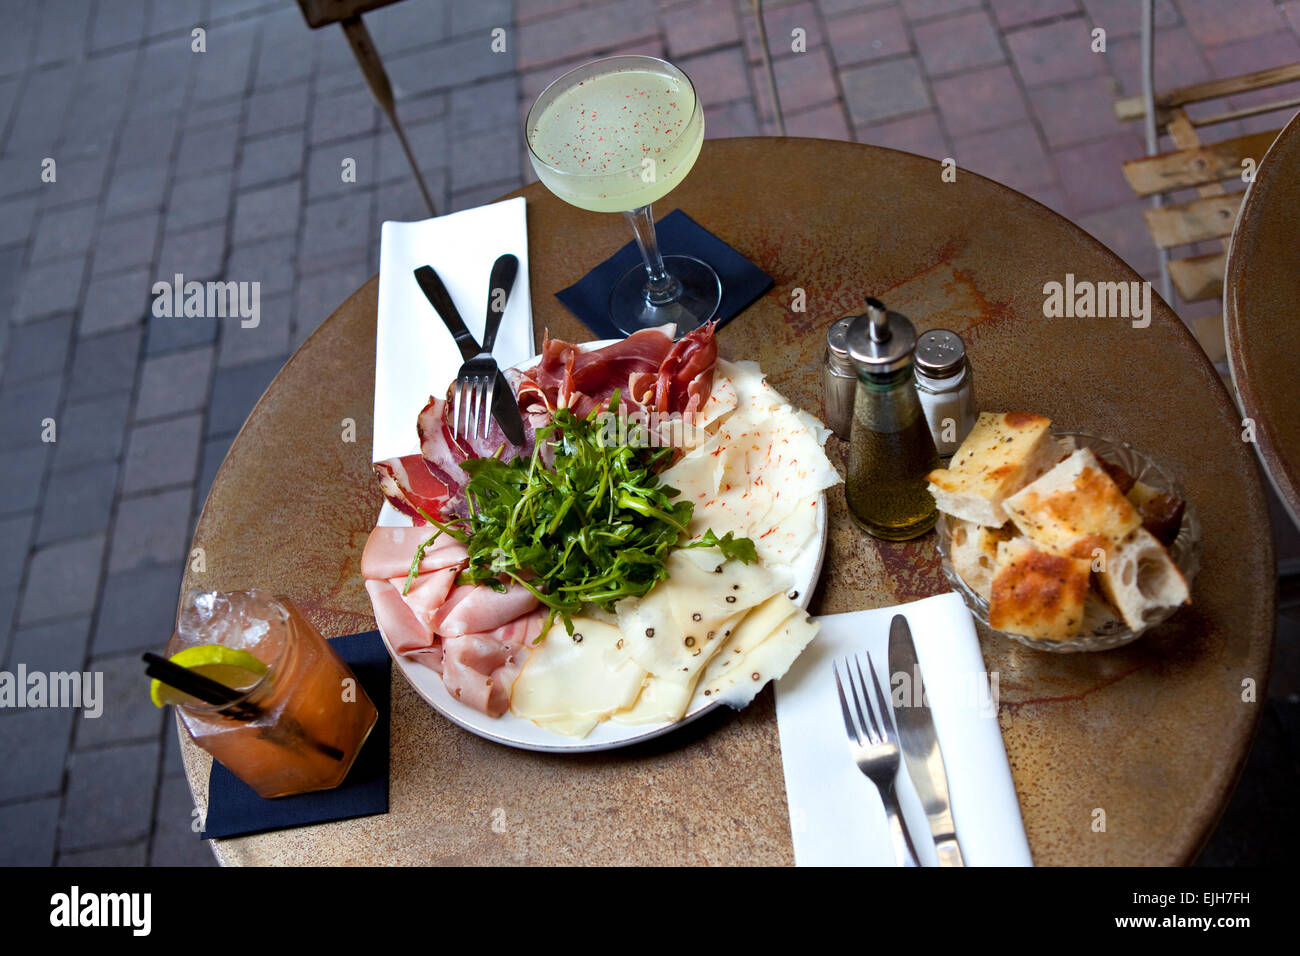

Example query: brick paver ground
[0,0,1296,866]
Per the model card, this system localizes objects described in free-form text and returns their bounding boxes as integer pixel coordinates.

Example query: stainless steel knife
[887,613,966,867]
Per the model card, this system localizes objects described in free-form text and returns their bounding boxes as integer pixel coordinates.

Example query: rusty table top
[180,137,1275,866]
[1226,109,1300,528]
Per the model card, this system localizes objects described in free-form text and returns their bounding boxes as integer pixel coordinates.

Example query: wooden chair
[1114,2,1300,365]
[297,0,438,216]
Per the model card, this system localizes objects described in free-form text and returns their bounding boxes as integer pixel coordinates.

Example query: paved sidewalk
[0,0,1296,866]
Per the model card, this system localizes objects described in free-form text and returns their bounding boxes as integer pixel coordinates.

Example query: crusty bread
[1002,447,1141,558]
[1095,527,1189,630]
[927,411,1060,526]
[989,537,1092,640]
[950,519,1015,602]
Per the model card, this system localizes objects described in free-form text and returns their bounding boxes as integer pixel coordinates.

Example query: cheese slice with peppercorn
[612,546,790,724]
[509,617,648,737]
[694,592,819,709]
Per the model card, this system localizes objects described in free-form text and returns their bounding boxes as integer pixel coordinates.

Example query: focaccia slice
[949,519,1016,602]
[989,537,1091,640]
[1095,527,1189,630]
[927,411,1060,526]
[1002,447,1141,558]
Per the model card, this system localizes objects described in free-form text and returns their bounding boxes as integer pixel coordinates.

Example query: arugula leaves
[402,396,756,636]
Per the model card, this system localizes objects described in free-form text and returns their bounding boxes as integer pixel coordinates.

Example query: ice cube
[176,589,288,653]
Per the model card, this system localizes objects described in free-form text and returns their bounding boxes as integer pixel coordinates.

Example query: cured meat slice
[372,453,451,524]
[432,582,541,637]
[360,525,467,580]
[441,610,545,717]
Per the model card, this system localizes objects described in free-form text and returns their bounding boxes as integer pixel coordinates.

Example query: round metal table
[180,137,1275,866]
[1225,109,1300,528]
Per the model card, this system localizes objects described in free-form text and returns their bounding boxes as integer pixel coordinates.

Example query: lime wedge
[150,644,269,708]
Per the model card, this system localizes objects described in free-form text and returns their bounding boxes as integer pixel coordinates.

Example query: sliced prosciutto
[372,454,451,525]
[518,322,718,423]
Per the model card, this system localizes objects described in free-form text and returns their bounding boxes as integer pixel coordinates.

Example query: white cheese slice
[695,596,820,708]
[662,362,839,564]
[509,617,647,737]
[612,547,789,723]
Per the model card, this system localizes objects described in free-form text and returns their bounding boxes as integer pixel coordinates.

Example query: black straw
[143,653,345,761]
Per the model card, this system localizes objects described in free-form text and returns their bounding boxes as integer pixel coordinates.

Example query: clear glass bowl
[934,429,1200,653]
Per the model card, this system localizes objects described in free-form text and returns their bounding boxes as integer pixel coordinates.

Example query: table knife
[482,254,524,446]
[887,613,966,867]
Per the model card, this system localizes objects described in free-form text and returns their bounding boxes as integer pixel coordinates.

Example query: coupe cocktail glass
[526,55,721,335]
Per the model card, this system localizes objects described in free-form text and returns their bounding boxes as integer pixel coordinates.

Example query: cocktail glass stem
[624,204,682,306]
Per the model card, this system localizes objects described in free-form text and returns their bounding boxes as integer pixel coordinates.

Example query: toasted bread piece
[1002,448,1142,558]
[927,411,1060,525]
[989,537,1091,640]
[950,519,1015,601]
[1095,527,1189,630]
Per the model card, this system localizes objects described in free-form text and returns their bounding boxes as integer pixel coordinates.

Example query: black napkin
[555,208,773,339]
[200,630,390,840]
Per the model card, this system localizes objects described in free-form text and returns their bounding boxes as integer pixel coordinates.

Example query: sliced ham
[372,453,451,524]
[361,526,467,580]
[390,566,459,631]
[432,582,540,637]
[440,610,544,717]
[365,579,436,655]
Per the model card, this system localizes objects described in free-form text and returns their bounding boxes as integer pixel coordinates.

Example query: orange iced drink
[166,591,377,799]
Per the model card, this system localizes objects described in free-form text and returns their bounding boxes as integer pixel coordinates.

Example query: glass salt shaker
[844,298,939,541]
[823,316,857,441]
[913,329,977,460]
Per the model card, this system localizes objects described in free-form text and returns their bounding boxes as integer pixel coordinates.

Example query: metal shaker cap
[846,297,917,374]
[915,329,967,378]
[826,316,857,373]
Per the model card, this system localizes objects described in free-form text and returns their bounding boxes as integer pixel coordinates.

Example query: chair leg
[750,0,786,136]
[1140,0,1174,305]
[341,16,438,217]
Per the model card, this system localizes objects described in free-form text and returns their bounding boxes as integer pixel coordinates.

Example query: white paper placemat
[373,197,534,464]
[776,592,1032,866]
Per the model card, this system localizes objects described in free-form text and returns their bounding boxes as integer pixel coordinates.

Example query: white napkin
[776,592,1032,866]
[372,197,535,464]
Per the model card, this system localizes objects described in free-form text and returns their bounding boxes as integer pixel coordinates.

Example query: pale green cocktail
[526,56,721,335]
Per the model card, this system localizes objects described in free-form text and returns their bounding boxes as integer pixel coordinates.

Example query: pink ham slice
[432,582,540,637]
[389,566,459,631]
[361,526,467,580]
[365,579,436,656]
[362,524,547,718]
[440,610,545,717]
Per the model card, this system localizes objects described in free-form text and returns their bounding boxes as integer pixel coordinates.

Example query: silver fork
[833,652,921,867]
[452,254,518,441]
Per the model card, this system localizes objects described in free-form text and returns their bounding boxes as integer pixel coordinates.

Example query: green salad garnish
[404,394,756,636]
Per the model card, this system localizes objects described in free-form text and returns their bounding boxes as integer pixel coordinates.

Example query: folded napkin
[373,198,535,465]
[200,631,391,840]
[775,593,1032,866]
[556,209,773,340]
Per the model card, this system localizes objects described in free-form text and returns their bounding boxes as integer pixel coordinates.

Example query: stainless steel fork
[833,652,921,867]
[451,254,519,442]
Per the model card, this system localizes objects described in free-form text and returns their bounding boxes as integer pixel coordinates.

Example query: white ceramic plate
[374,343,829,752]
